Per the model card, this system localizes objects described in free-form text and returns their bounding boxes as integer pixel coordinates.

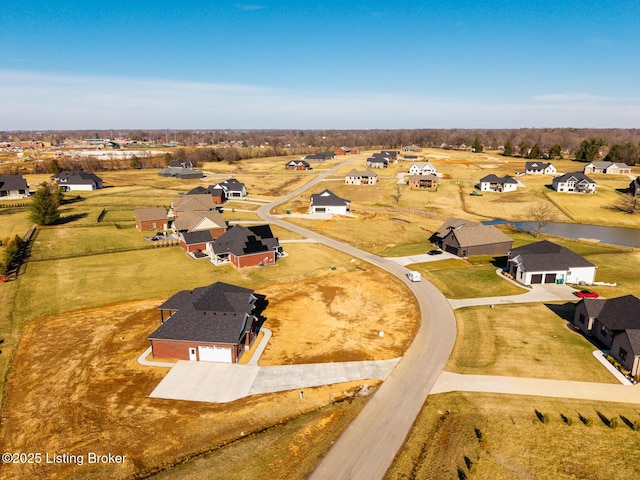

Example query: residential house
[285,160,312,170]
[304,152,335,162]
[552,172,596,193]
[179,230,215,255]
[174,210,227,238]
[345,168,378,185]
[478,174,518,193]
[508,240,596,285]
[171,194,217,218]
[629,177,640,197]
[366,155,389,169]
[402,145,422,153]
[408,174,438,190]
[159,161,204,179]
[436,220,513,257]
[334,147,359,155]
[584,161,632,175]
[573,295,640,376]
[0,175,29,200]
[310,189,351,215]
[134,207,169,232]
[215,178,247,198]
[381,150,400,160]
[525,162,557,175]
[208,224,281,268]
[147,282,262,363]
[51,169,104,191]
[408,163,437,175]
[186,185,226,204]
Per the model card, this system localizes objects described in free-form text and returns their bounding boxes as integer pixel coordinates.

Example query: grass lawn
[386,392,640,480]
[449,303,617,383]
[416,261,527,299]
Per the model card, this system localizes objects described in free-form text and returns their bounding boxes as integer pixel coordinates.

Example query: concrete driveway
[449,282,579,309]
[387,251,457,266]
[149,358,400,403]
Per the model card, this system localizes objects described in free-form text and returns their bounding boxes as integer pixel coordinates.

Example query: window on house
[600,325,608,337]
[579,313,585,325]
[619,348,628,361]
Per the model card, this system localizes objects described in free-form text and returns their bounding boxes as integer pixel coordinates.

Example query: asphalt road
[256,158,457,480]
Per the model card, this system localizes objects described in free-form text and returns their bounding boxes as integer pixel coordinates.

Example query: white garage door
[198,346,232,363]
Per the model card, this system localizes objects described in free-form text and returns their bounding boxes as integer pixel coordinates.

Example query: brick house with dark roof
[508,240,596,285]
[186,185,226,204]
[573,295,640,376]
[147,282,262,362]
[208,225,281,268]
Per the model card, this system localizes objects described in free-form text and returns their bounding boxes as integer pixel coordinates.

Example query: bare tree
[527,202,557,237]
[614,195,639,214]
[392,185,402,205]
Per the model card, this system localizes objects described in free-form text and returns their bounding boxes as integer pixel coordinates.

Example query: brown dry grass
[0,267,417,479]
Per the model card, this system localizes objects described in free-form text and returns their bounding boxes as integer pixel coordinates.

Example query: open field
[449,303,617,383]
[386,392,640,480]
[0,299,384,479]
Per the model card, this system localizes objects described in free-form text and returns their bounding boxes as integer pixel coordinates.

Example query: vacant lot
[387,392,640,480]
[449,303,617,383]
[0,264,416,479]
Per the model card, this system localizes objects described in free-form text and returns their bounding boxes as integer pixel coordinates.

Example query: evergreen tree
[472,135,483,153]
[574,138,606,162]
[605,143,639,166]
[528,143,542,159]
[29,183,61,225]
[549,144,563,159]
[503,140,514,157]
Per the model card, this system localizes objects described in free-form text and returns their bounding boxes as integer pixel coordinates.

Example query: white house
[214,178,247,198]
[478,174,518,192]
[525,162,556,175]
[584,161,632,175]
[52,170,103,191]
[508,240,596,286]
[0,175,30,199]
[310,189,350,215]
[552,172,596,194]
[408,163,437,176]
[345,168,378,185]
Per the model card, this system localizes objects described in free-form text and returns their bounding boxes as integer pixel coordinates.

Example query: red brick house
[148,282,262,363]
[208,225,281,268]
[186,185,226,204]
[285,160,311,170]
[134,207,169,232]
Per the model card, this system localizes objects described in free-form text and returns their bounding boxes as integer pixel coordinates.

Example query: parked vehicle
[574,289,599,298]
[428,249,443,255]
[407,271,421,282]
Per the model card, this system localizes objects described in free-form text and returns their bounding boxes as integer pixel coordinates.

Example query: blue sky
[1,1,639,129]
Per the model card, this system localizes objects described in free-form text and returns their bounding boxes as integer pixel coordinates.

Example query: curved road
[256,158,457,480]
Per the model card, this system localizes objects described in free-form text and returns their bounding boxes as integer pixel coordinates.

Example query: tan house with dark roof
[345,168,378,185]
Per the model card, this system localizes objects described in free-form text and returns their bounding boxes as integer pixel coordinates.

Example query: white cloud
[0,70,638,130]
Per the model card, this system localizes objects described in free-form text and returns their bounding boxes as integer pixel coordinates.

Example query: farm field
[386,392,640,480]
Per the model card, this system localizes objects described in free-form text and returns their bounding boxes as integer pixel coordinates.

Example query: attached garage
[544,273,556,284]
[530,274,543,284]
[198,345,232,363]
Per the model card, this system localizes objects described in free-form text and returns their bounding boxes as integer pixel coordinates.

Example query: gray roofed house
[628,177,640,197]
[584,161,632,175]
[148,282,261,363]
[508,240,596,285]
[310,189,351,215]
[478,174,518,193]
[552,172,596,193]
[366,155,389,169]
[186,185,226,203]
[208,225,281,268]
[215,178,247,198]
[440,223,513,257]
[524,162,556,175]
[159,161,203,179]
[431,217,482,242]
[52,169,103,191]
[0,174,30,199]
[573,295,640,376]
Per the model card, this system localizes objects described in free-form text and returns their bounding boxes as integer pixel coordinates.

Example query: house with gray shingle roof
[147,282,262,363]
[508,240,596,285]
[208,224,281,268]
[478,174,518,193]
[573,295,640,377]
[51,169,103,191]
[629,177,640,197]
[584,161,632,175]
[0,175,30,199]
[434,217,512,257]
[310,189,351,215]
[525,162,556,175]
[552,172,596,193]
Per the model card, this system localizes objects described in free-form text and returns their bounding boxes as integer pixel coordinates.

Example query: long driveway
[256,158,458,480]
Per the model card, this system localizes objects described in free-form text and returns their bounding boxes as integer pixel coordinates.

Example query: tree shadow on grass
[60,195,86,205]
[596,410,612,427]
[619,415,636,430]
[55,213,88,225]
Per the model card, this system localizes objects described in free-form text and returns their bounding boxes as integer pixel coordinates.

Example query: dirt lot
[0,270,417,479]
